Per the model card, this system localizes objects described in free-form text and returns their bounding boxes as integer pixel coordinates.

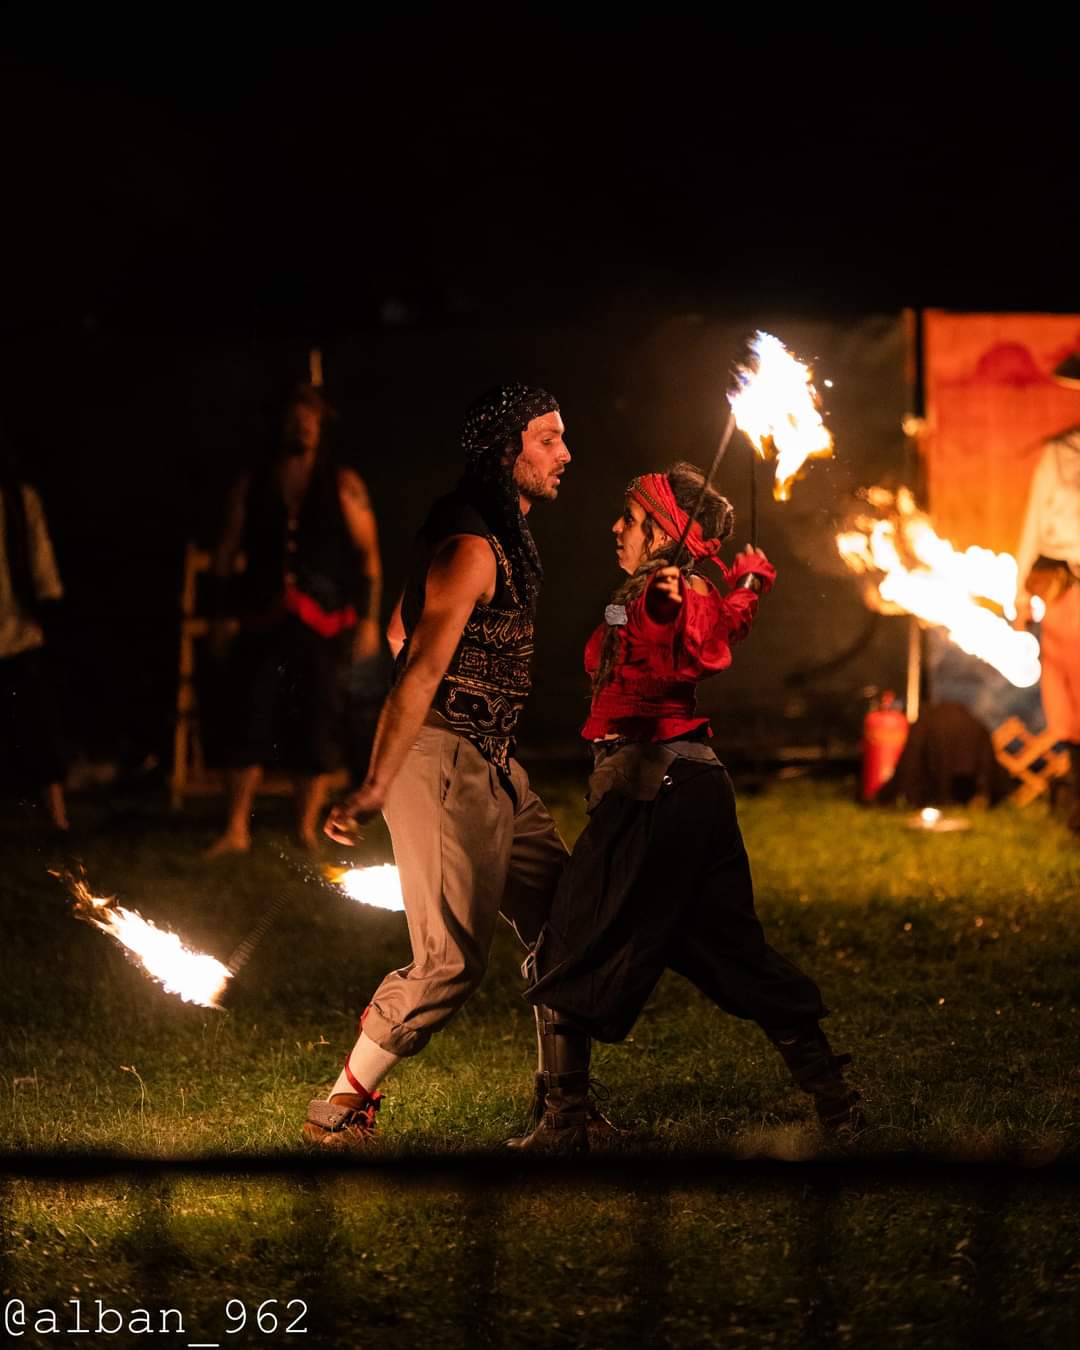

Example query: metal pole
[902,307,925,723]
[749,443,759,549]
[672,407,739,569]
[906,618,921,725]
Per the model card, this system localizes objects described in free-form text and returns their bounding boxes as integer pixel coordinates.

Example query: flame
[728,331,834,501]
[55,872,230,1008]
[324,863,405,912]
[836,488,1041,689]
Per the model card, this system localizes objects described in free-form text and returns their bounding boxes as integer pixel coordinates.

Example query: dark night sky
[0,23,1076,768]
[2,24,1077,335]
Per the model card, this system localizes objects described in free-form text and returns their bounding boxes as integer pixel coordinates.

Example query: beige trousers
[362,724,568,1057]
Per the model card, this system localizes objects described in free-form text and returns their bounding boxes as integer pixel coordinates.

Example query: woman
[512,461,862,1149]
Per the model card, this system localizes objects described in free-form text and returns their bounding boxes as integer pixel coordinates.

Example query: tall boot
[507,1002,591,1152]
[767,1022,865,1139]
[520,1007,627,1148]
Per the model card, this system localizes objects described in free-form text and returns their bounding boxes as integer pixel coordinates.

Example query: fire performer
[303,384,578,1148]
[1015,352,1080,831]
[206,382,382,855]
[511,462,863,1149]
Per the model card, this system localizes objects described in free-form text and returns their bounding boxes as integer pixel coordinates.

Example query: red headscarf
[627,473,723,561]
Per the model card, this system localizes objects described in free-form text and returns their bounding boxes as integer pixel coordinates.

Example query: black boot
[768,1023,865,1139]
[513,953,626,1150]
[526,1067,626,1148]
[507,1003,591,1152]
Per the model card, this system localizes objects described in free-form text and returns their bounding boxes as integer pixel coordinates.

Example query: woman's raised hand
[651,565,684,608]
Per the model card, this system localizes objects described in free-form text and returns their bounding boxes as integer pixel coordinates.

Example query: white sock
[329,1031,401,1100]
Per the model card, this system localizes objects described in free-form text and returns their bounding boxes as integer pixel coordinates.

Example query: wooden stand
[992,717,1071,807]
[171,544,217,807]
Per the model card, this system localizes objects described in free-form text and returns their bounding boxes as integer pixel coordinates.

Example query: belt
[586,738,719,813]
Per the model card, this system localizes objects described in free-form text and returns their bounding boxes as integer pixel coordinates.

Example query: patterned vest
[398,492,536,773]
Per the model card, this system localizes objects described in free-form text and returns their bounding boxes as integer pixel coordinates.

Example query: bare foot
[205,832,251,858]
[295,830,322,854]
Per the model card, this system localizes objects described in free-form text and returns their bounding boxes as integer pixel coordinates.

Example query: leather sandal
[301,1061,381,1149]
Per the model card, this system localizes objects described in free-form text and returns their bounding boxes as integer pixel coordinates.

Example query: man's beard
[514,462,557,503]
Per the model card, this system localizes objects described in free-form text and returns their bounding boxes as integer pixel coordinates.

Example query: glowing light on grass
[53,871,230,1007]
[324,864,405,912]
[837,487,1040,688]
[728,331,834,501]
[906,807,972,834]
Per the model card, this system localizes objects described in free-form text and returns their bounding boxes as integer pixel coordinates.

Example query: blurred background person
[206,382,382,854]
[1015,351,1080,831]
[0,432,69,833]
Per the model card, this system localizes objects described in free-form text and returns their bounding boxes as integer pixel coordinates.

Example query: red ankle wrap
[343,1059,370,1099]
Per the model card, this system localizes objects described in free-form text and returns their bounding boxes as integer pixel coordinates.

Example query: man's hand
[324,784,386,846]
[1013,596,1033,631]
[352,616,381,664]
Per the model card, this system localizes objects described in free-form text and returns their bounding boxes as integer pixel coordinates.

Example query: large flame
[836,487,1041,688]
[55,872,231,1008]
[325,863,405,912]
[729,331,834,501]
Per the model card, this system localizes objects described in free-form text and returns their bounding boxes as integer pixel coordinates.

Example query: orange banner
[922,311,1080,556]
[918,310,1080,553]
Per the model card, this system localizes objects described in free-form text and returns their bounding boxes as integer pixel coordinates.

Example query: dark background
[1,22,1075,771]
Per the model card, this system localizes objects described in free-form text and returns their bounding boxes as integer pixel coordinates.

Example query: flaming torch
[221,861,406,980]
[54,870,231,1008]
[673,331,835,563]
[836,487,1041,689]
[728,331,835,505]
[324,863,405,913]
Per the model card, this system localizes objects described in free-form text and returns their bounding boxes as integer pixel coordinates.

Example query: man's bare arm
[211,475,249,579]
[338,467,383,625]
[325,534,496,841]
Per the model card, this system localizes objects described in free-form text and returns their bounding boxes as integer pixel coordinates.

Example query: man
[1015,351,1080,830]
[207,382,382,854]
[302,383,574,1147]
[0,434,68,832]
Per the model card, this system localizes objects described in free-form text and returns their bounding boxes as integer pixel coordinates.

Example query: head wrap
[462,383,560,471]
[457,383,560,608]
[627,473,723,561]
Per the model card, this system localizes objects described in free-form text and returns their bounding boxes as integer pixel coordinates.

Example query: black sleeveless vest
[240,456,360,622]
[398,490,536,773]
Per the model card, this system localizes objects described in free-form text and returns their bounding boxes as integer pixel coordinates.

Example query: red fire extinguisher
[861,691,909,801]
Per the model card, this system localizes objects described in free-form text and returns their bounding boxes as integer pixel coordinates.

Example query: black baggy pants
[527,757,826,1043]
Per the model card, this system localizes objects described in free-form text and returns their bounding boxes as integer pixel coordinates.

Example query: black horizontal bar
[0,1151,1075,1187]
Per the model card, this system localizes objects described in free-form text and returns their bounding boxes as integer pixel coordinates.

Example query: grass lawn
[2,773,1079,1346]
